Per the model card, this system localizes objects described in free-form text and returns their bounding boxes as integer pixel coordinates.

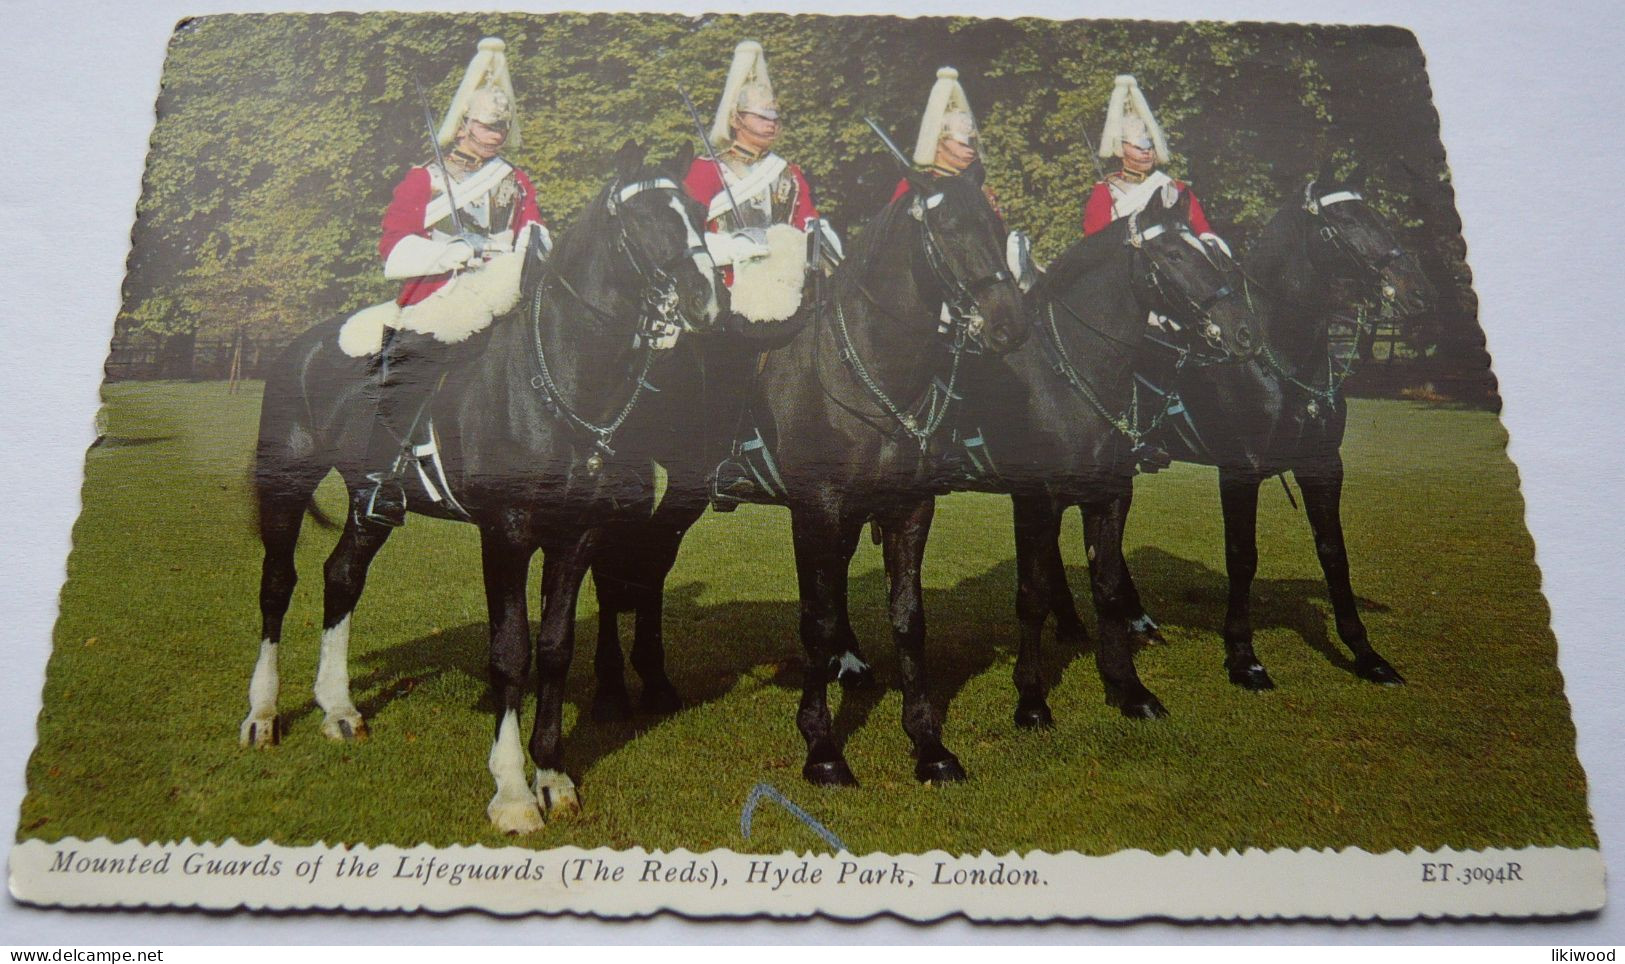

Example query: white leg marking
[836,651,871,676]
[487,710,544,834]
[239,638,280,747]
[534,768,581,819]
[315,614,367,741]
[1130,614,1159,634]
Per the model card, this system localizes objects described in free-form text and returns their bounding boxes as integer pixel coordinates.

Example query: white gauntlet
[1199,232,1233,259]
[383,235,474,279]
[703,230,771,267]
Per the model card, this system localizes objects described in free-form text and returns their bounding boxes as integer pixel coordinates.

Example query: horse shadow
[279,557,1048,777]
[1116,544,1392,675]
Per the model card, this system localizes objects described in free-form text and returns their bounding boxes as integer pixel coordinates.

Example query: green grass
[17,381,1595,856]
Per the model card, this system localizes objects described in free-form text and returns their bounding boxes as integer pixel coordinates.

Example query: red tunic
[1082,177,1211,237]
[379,164,543,307]
[682,156,819,232]
[683,156,818,288]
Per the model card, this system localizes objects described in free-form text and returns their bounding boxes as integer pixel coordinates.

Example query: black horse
[972,188,1263,727]
[240,141,722,834]
[1046,164,1435,692]
[589,165,1028,787]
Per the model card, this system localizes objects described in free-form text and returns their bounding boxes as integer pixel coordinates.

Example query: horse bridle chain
[834,190,1020,449]
[529,177,706,471]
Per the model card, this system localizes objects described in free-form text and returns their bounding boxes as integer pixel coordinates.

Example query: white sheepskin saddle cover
[730,223,807,323]
[337,250,525,358]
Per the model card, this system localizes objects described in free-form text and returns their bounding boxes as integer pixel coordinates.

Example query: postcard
[7,11,1603,922]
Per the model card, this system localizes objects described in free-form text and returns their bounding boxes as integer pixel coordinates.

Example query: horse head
[896,161,1029,355]
[1128,186,1260,360]
[601,139,724,336]
[1305,160,1435,319]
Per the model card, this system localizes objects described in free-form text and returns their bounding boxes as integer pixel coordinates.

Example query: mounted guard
[682,40,842,505]
[892,66,1036,294]
[355,36,551,527]
[1083,74,1224,256]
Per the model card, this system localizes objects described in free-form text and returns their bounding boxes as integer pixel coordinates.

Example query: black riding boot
[355,327,444,528]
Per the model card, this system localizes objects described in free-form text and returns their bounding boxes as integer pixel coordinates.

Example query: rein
[1037,217,1249,450]
[1251,185,1405,417]
[526,177,703,470]
[822,195,1016,450]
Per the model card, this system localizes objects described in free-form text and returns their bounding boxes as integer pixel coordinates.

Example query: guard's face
[457,118,509,160]
[1121,139,1155,174]
[732,108,781,153]
[936,137,978,173]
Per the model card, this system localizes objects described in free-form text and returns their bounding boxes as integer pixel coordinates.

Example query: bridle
[1248,182,1420,420]
[1126,211,1252,357]
[828,186,1022,450]
[529,177,713,472]
[1038,213,1257,457]
[1304,181,1409,289]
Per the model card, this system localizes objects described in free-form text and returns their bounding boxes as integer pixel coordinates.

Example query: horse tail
[304,496,340,530]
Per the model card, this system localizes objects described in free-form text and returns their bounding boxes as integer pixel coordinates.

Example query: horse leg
[831,523,876,690]
[241,475,320,747]
[1038,504,1091,651]
[1218,468,1275,690]
[1012,491,1059,728]
[790,501,862,787]
[529,530,598,819]
[480,525,544,834]
[1083,489,1168,719]
[627,518,693,715]
[879,499,965,783]
[312,512,394,741]
[589,546,634,723]
[1296,460,1404,685]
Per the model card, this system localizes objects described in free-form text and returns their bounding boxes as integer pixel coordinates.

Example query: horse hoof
[488,793,546,835]
[321,711,368,742]
[1228,663,1277,691]
[1115,695,1169,720]
[916,754,968,785]
[535,770,581,818]
[590,691,633,723]
[803,759,859,788]
[1014,702,1054,729]
[1357,658,1406,686]
[639,683,683,716]
[239,714,279,748]
[835,663,876,691]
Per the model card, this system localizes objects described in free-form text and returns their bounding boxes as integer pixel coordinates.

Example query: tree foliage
[120,13,1477,379]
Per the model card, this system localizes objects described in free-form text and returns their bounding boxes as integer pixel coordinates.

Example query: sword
[1079,117,1114,188]
[678,85,742,225]
[864,116,913,171]
[413,80,467,241]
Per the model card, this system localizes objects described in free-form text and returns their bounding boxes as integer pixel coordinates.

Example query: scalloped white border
[7,837,1605,920]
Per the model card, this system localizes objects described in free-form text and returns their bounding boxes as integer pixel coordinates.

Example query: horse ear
[613,139,644,179]
[1316,157,1338,187]
[901,167,936,198]
[1170,184,1193,223]
[668,140,695,179]
[961,158,987,188]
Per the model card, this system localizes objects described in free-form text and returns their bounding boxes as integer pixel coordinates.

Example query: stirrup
[357,472,407,528]
[709,457,759,512]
